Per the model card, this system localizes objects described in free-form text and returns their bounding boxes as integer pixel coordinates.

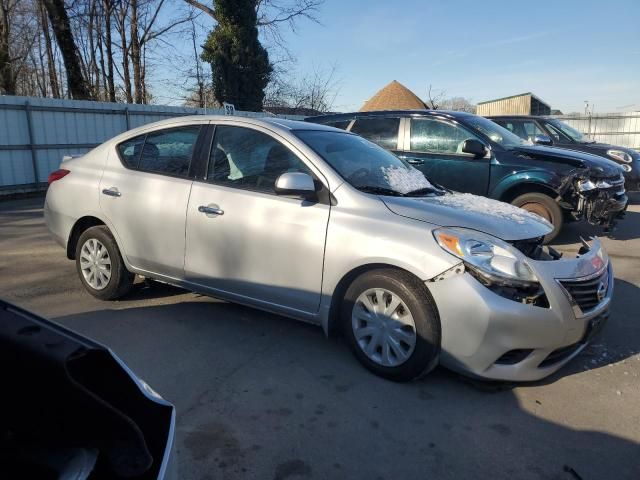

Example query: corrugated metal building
[477,92,551,116]
[0,95,304,194]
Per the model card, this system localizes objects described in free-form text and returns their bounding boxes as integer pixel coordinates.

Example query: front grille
[558,267,609,314]
[538,342,581,368]
[538,311,609,368]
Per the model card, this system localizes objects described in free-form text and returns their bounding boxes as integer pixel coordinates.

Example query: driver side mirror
[461,139,488,158]
[533,135,553,146]
[275,172,317,199]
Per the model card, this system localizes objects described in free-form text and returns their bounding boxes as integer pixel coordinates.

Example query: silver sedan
[44,116,612,382]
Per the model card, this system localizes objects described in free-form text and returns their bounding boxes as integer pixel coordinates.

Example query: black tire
[75,226,134,300]
[511,192,563,243]
[341,268,441,382]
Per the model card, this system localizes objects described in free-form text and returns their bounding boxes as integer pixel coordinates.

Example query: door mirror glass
[533,134,553,146]
[460,139,487,158]
[275,172,317,198]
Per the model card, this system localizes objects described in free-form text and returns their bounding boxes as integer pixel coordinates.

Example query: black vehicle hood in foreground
[0,299,175,480]
[512,145,624,178]
[383,192,553,241]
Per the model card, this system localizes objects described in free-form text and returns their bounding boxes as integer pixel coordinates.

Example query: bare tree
[439,96,476,113]
[41,0,92,99]
[264,64,339,113]
[0,0,39,95]
[426,84,445,110]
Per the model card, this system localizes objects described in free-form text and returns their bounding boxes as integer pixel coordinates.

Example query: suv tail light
[48,169,70,185]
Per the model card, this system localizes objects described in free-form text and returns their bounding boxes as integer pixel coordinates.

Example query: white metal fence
[0,95,302,193]
[551,112,640,151]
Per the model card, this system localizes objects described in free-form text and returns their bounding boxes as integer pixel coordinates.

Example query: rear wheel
[511,192,563,243]
[75,226,134,300]
[341,269,440,382]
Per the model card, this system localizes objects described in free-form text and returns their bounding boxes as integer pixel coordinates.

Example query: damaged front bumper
[427,238,611,382]
[565,173,628,231]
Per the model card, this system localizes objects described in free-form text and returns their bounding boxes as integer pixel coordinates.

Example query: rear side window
[139,126,201,176]
[116,126,201,176]
[350,117,400,149]
[117,134,145,168]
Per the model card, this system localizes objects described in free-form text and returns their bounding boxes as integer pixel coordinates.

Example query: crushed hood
[513,145,623,178]
[383,193,553,241]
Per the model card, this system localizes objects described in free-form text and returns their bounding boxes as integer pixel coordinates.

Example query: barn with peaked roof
[360,80,429,112]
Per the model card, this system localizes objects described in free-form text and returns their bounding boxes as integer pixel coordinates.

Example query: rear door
[401,117,491,195]
[100,123,205,278]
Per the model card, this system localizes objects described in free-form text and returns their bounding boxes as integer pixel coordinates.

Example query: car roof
[306,109,476,123]
[126,114,339,136]
[487,115,548,120]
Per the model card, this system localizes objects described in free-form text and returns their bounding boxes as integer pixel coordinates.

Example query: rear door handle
[198,205,224,216]
[102,187,121,197]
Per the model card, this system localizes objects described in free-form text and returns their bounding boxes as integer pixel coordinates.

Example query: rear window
[116,125,201,177]
[349,117,400,150]
[117,134,146,168]
[325,120,351,130]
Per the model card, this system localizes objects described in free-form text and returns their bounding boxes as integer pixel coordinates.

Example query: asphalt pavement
[1,195,639,480]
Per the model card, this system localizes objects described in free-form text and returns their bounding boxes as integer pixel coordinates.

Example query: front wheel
[511,192,563,243]
[75,226,134,300]
[341,269,441,382]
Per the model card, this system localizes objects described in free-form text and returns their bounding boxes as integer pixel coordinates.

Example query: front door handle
[102,187,121,197]
[198,205,224,216]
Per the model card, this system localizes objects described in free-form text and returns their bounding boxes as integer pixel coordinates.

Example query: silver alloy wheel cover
[351,288,417,367]
[79,238,112,291]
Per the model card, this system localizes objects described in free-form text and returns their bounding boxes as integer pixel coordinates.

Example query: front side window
[545,120,592,143]
[410,118,483,155]
[496,120,544,142]
[207,126,311,194]
[138,126,201,176]
[463,115,527,148]
[349,117,400,150]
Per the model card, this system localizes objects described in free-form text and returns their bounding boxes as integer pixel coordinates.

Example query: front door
[185,125,330,314]
[401,117,491,195]
[100,124,203,277]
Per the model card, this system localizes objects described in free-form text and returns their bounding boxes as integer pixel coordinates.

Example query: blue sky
[272,0,640,113]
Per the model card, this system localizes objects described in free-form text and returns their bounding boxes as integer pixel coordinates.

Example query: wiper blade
[403,187,445,197]
[357,185,403,196]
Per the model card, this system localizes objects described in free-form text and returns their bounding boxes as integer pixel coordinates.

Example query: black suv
[488,115,640,191]
[306,110,628,241]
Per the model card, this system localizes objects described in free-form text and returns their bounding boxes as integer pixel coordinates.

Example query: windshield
[463,116,528,148]
[295,130,441,196]
[546,119,593,143]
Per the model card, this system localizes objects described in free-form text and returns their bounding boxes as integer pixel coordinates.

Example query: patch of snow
[421,192,552,226]
[381,166,434,194]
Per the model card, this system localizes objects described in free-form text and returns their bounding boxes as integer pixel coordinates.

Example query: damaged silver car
[45,117,612,382]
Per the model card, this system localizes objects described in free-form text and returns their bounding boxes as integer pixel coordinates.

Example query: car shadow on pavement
[554,210,640,245]
[54,299,640,480]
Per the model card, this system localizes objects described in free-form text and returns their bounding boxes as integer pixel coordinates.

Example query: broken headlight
[577,178,619,192]
[433,228,547,305]
[433,227,538,287]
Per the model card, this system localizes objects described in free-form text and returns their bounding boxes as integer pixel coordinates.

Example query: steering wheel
[347,168,371,183]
